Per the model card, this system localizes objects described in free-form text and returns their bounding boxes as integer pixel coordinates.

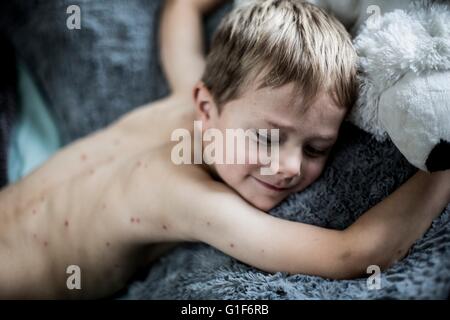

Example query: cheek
[297,160,326,189]
[215,163,254,185]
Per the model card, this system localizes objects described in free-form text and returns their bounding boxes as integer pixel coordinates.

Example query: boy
[0,0,449,299]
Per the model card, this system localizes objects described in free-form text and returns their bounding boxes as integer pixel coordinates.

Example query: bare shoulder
[112,95,195,139]
[168,165,267,240]
[136,152,259,242]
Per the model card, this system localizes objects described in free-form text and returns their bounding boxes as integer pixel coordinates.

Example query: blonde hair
[202,0,358,111]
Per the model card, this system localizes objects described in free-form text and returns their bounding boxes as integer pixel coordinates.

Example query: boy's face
[194,81,347,211]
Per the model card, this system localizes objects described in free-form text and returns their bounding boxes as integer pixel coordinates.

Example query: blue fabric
[8,62,60,183]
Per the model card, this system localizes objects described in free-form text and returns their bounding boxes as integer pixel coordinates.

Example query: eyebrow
[264,119,337,142]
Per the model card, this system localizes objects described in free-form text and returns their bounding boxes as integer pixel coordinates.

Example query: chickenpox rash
[162,225,168,230]
[136,160,142,167]
[130,217,141,224]
[230,243,235,248]
[32,209,37,215]
[33,234,49,248]
[64,220,69,227]
[81,154,87,161]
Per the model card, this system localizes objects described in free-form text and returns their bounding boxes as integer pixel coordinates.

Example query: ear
[193,81,219,129]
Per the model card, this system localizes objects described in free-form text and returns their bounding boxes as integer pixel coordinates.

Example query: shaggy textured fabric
[0,0,231,145]
[347,1,450,172]
[121,122,450,299]
[348,1,450,141]
[0,0,167,144]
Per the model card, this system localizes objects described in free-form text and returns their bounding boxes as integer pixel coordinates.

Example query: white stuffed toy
[348,1,450,172]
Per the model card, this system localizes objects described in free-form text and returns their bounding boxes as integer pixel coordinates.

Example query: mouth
[251,176,294,192]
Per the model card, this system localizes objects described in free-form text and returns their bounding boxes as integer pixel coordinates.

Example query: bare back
[0,96,222,298]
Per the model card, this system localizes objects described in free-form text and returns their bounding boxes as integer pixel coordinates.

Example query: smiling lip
[252,177,292,192]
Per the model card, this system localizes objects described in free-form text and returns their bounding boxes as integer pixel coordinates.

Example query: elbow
[331,243,407,280]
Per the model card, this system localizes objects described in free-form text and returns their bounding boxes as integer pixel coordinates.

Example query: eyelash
[304,146,328,157]
[255,131,280,145]
[256,132,268,143]
[253,130,329,156]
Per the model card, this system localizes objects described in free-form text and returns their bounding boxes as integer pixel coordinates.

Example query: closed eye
[256,131,271,144]
[304,145,330,157]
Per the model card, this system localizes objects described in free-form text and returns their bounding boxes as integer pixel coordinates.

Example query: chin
[244,195,282,212]
[254,202,277,212]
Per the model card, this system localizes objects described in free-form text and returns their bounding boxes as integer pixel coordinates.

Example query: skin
[0,0,449,299]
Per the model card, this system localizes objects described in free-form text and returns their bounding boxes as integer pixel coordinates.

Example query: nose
[277,148,302,178]
[426,139,450,172]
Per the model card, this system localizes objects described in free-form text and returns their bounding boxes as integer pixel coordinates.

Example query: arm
[159,0,224,96]
[193,170,450,279]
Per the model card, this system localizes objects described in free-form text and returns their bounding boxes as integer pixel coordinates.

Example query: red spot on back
[64,220,69,227]
[130,218,135,223]
[81,154,87,161]
[32,209,37,215]
[33,234,37,239]
[136,161,142,167]
[230,243,235,248]
[206,221,211,226]
[89,169,95,175]
[162,225,168,230]
[43,241,48,247]
[106,242,111,247]
[136,218,141,224]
